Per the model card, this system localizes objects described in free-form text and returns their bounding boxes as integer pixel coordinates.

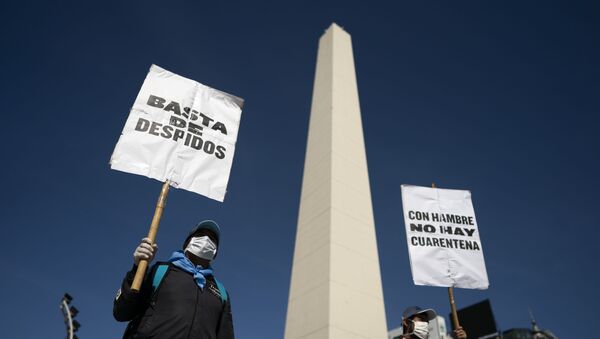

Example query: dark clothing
[114,263,234,339]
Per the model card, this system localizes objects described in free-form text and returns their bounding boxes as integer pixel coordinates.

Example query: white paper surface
[401,185,489,289]
[110,65,244,202]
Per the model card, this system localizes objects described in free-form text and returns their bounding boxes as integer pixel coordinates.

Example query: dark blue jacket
[113,263,234,339]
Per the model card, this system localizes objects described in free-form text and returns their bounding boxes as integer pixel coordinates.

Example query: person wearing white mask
[114,220,234,339]
[400,306,467,339]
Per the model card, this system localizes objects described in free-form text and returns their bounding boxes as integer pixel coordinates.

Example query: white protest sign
[110,65,244,202]
[401,185,489,289]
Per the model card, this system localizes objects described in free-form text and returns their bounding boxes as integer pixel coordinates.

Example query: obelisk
[284,23,388,339]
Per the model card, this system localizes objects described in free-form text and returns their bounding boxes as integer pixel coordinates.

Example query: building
[500,313,557,339]
[453,300,557,339]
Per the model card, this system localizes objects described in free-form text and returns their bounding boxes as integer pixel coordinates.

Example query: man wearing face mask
[400,306,467,339]
[113,220,234,339]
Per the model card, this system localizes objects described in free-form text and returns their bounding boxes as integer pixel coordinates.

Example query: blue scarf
[168,250,214,290]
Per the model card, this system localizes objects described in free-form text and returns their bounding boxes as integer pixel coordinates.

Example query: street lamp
[60,293,80,339]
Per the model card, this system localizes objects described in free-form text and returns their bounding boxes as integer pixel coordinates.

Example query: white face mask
[185,236,217,261]
[411,321,429,339]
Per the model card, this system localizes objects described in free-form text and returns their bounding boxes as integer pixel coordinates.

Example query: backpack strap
[152,264,169,292]
[214,279,228,305]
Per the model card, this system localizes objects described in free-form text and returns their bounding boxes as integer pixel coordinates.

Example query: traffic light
[60,293,80,339]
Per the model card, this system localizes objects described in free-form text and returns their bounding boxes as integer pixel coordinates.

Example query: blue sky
[1,1,598,338]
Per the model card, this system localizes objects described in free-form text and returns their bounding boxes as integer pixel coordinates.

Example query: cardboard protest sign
[401,185,489,289]
[110,65,244,202]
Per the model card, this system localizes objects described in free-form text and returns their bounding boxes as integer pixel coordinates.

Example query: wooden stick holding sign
[110,65,244,293]
[431,183,461,331]
[447,283,460,330]
[131,180,170,292]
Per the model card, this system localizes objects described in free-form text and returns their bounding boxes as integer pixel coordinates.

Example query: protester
[400,306,467,339]
[113,220,234,339]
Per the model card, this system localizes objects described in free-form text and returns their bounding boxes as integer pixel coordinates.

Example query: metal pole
[60,299,73,339]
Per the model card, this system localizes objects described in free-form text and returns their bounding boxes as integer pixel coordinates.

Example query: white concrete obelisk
[284,23,388,339]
